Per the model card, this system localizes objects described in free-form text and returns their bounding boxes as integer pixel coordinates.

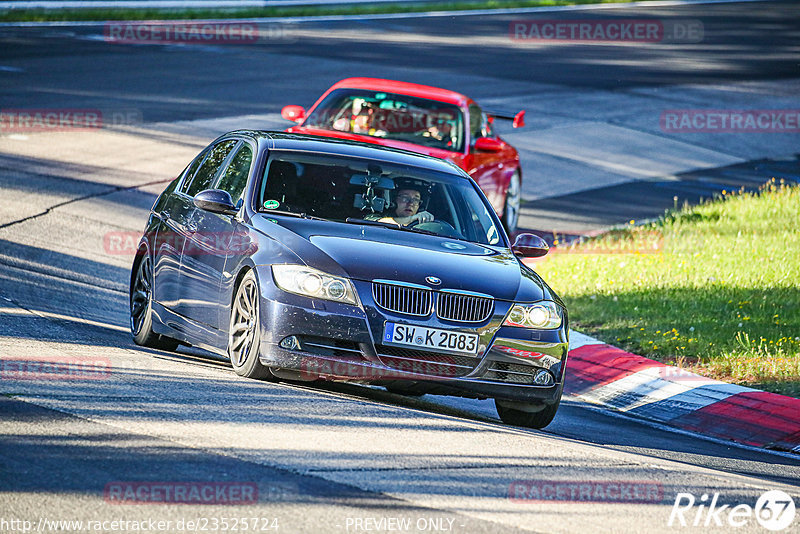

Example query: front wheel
[228,271,275,380]
[130,254,179,351]
[495,386,562,429]
[502,171,521,235]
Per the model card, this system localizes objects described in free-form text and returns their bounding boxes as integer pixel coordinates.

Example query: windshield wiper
[396,226,440,237]
[345,217,401,228]
[261,209,325,221]
[345,217,453,238]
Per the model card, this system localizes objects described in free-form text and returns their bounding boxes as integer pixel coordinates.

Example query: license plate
[383,323,479,356]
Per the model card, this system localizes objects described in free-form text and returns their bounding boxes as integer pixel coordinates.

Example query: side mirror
[194,189,239,216]
[281,105,306,123]
[474,137,503,153]
[512,233,549,258]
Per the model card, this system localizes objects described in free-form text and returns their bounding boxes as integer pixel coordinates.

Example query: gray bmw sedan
[129,131,568,428]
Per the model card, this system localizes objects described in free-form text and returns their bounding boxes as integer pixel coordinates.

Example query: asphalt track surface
[1,1,799,533]
[2,0,799,234]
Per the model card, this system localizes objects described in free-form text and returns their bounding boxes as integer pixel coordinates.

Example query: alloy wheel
[229,276,259,368]
[130,256,152,335]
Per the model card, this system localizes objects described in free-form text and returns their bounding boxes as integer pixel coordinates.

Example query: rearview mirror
[512,233,549,258]
[194,189,239,216]
[281,105,306,123]
[349,174,395,190]
[474,137,503,153]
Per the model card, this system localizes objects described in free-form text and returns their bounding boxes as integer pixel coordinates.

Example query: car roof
[224,130,466,176]
[328,78,469,107]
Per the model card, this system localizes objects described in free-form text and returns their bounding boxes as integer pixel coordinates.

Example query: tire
[495,386,562,429]
[130,254,180,351]
[228,270,275,380]
[502,171,521,235]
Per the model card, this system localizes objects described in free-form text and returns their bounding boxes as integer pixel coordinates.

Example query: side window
[216,143,253,203]
[469,104,493,142]
[184,140,237,197]
[469,104,484,141]
[178,151,208,194]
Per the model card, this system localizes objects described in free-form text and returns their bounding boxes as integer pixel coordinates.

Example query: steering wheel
[408,219,462,239]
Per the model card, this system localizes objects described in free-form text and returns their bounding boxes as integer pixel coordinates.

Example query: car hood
[257,217,544,302]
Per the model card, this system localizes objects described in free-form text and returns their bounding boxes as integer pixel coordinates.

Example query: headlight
[271,264,358,305]
[503,301,562,329]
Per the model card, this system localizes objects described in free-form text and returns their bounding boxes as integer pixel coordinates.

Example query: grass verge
[533,179,800,398]
[2,0,651,23]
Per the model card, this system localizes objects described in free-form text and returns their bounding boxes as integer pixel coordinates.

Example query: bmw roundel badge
[425,276,441,285]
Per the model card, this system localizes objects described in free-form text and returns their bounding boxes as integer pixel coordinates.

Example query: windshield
[303,89,465,152]
[257,151,503,246]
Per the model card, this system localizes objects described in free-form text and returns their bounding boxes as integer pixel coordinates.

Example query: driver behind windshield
[423,111,455,148]
[368,178,434,226]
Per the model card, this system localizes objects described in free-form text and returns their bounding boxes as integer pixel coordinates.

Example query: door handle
[187,221,198,233]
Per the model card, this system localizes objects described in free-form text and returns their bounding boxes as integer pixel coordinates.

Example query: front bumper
[256,275,568,404]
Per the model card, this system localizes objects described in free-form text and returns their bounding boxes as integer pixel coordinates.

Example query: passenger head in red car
[333,98,386,136]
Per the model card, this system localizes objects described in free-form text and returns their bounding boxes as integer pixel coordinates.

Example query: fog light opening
[279,336,302,351]
[534,369,554,386]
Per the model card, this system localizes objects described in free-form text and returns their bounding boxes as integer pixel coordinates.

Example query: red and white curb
[566,330,800,454]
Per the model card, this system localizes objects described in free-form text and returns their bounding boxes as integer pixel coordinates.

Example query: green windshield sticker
[263,200,280,210]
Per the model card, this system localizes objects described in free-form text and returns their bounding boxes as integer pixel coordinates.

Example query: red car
[281,78,525,233]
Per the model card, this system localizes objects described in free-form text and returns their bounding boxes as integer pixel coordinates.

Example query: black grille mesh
[376,345,479,377]
[484,361,538,384]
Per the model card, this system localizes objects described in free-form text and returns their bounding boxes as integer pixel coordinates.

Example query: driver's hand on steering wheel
[408,211,434,225]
